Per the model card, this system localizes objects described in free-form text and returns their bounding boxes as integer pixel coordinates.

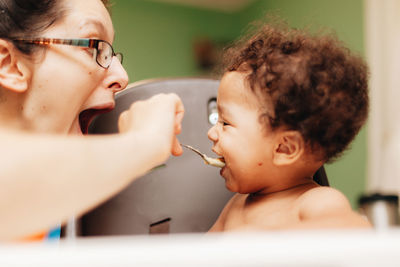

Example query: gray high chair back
[79,78,328,236]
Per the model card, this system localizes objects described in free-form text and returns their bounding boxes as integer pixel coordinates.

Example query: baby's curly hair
[223,23,369,162]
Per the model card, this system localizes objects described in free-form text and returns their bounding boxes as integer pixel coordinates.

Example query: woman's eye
[84,47,95,56]
[222,121,230,126]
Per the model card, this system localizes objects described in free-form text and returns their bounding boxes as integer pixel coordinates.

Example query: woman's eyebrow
[80,18,114,41]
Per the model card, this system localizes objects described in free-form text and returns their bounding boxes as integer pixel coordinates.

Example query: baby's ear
[272,131,304,166]
[0,40,30,93]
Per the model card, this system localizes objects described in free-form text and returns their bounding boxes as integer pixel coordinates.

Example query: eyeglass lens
[96,41,122,68]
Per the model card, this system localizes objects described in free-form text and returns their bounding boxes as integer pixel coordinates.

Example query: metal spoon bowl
[181,144,225,168]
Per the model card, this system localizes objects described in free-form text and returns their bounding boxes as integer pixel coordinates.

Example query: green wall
[111,0,241,81]
[111,0,366,208]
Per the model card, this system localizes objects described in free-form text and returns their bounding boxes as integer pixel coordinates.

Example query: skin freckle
[258,162,263,166]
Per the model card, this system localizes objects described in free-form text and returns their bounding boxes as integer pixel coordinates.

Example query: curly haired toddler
[208,22,371,231]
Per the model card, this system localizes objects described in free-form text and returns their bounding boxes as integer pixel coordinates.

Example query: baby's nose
[207,125,218,142]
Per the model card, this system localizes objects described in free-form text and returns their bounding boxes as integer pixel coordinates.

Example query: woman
[0,0,184,240]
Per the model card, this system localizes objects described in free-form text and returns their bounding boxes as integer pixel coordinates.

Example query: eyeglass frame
[10,38,123,69]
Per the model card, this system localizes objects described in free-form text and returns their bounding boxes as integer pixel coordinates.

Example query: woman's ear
[272,131,304,166]
[0,40,30,93]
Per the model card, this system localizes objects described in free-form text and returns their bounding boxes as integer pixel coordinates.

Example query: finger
[174,94,185,116]
[174,95,185,135]
[174,112,184,134]
[171,136,183,156]
[118,110,129,132]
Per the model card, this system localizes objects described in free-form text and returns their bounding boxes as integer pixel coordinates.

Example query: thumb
[171,136,183,156]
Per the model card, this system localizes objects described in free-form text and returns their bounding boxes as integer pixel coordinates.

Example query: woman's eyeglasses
[11,38,123,69]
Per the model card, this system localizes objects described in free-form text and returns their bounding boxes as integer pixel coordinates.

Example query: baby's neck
[249,177,316,198]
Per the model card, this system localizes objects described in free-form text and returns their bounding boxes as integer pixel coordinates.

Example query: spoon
[181,144,225,168]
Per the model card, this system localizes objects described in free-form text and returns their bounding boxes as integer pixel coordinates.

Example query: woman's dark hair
[0,0,65,53]
[0,0,110,54]
[223,23,369,163]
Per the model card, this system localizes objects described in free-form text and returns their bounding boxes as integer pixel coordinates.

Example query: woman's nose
[108,56,129,93]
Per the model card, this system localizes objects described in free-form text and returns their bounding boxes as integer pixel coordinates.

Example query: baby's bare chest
[223,197,301,231]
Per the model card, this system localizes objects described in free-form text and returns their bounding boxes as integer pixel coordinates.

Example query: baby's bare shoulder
[295,187,372,228]
[298,186,349,202]
[297,187,352,218]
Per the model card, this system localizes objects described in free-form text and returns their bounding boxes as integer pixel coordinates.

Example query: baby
[207,23,371,231]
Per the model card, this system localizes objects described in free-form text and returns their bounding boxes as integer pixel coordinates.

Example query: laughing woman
[0,0,184,240]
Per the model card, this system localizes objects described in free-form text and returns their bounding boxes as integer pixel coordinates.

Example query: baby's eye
[219,120,230,127]
[217,117,231,127]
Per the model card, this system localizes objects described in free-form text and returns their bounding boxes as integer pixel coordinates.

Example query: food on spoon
[203,155,225,168]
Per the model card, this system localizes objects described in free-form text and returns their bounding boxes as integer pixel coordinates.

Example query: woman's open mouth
[79,107,114,134]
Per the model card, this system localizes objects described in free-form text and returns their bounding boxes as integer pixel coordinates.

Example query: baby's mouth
[79,107,113,134]
[212,148,225,162]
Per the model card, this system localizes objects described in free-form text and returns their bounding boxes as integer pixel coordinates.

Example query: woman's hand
[118,93,185,158]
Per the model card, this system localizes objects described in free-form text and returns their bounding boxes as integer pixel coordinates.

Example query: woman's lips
[79,107,114,134]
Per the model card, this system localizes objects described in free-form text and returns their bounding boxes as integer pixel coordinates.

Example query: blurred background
[109,0,366,208]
